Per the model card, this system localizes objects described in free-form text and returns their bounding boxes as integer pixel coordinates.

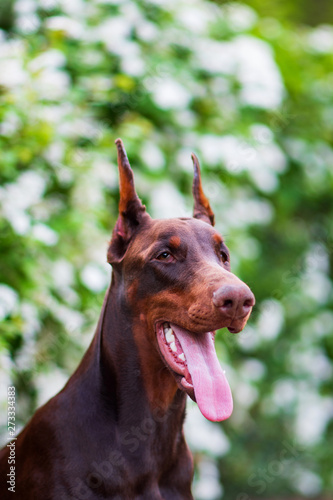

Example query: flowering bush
[1,1,333,498]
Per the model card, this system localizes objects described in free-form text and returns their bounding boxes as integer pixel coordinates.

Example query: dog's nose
[213,284,255,317]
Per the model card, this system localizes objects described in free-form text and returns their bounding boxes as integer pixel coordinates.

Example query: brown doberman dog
[0,139,255,499]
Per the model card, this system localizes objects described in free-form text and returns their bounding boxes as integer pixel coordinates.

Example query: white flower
[176,3,216,34]
[51,260,74,289]
[81,263,108,293]
[233,379,259,408]
[0,111,22,136]
[194,39,236,75]
[15,0,39,33]
[95,15,145,76]
[194,456,223,500]
[28,49,66,72]
[15,0,35,15]
[121,54,145,77]
[32,223,59,246]
[194,35,284,109]
[0,60,28,88]
[140,142,165,171]
[293,468,323,497]
[43,141,65,165]
[234,35,285,109]
[38,0,59,8]
[33,68,70,100]
[46,16,85,39]
[223,197,274,230]
[96,17,131,52]
[176,148,197,173]
[0,285,18,320]
[94,0,125,4]
[150,181,189,219]
[21,302,40,337]
[185,402,230,456]
[201,134,255,169]
[257,299,284,340]
[295,391,333,445]
[0,171,47,235]
[135,21,158,42]
[199,131,286,192]
[199,134,228,166]
[151,79,191,110]
[4,171,47,210]
[56,0,86,17]
[307,311,333,338]
[35,103,74,126]
[51,303,85,333]
[271,378,298,409]
[92,157,118,188]
[174,109,197,128]
[250,123,274,144]
[236,325,260,352]
[302,270,332,304]
[144,0,178,8]
[307,25,333,53]
[240,358,266,382]
[16,15,40,34]
[250,168,279,193]
[256,143,287,173]
[36,367,69,407]
[248,143,287,193]
[224,2,258,32]
[0,38,26,59]
[291,348,333,382]
[305,243,330,274]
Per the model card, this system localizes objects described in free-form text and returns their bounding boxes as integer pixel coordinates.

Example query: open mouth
[156,321,233,422]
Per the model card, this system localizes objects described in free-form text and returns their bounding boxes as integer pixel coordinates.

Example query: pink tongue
[172,325,233,422]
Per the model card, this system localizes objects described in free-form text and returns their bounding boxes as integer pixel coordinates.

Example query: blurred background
[0,0,333,498]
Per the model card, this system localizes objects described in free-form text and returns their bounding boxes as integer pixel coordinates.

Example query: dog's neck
[103,280,186,417]
[57,280,194,496]
[72,278,187,433]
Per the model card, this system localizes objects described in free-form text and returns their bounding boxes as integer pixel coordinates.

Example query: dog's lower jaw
[155,320,233,422]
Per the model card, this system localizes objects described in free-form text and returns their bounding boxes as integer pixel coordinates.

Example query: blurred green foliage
[231,0,333,27]
[0,1,333,498]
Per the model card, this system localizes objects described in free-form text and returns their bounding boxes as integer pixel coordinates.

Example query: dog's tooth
[165,329,175,344]
[170,342,177,352]
[178,353,185,362]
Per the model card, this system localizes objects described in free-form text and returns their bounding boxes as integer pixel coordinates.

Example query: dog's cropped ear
[108,139,150,264]
[191,153,215,226]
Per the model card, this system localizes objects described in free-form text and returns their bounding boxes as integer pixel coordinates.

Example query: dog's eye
[156,251,175,263]
[220,250,229,264]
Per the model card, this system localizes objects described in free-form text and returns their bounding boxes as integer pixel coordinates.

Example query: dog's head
[107,138,255,422]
